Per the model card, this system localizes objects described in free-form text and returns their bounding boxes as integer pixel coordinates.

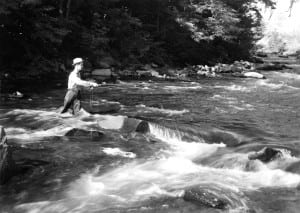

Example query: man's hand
[90,82,98,87]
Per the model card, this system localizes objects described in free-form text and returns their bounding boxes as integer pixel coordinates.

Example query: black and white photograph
[1,0,300,212]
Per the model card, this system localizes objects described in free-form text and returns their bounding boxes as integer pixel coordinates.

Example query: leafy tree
[0,0,70,80]
[0,0,278,85]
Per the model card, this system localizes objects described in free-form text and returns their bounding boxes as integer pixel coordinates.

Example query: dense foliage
[0,0,276,82]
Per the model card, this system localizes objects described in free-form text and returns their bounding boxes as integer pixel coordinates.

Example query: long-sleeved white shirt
[68,71,92,89]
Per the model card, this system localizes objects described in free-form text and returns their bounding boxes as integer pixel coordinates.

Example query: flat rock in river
[0,126,17,184]
[65,128,104,140]
[81,100,121,114]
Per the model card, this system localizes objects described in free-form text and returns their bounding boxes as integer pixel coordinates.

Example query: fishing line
[90,87,94,108]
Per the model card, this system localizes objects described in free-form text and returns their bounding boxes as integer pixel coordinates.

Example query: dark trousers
[60,88,81,114]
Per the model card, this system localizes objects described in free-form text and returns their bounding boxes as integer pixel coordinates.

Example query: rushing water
[1,68,300,213]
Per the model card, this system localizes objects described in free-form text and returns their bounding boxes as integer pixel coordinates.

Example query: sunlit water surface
[1,68,300,213]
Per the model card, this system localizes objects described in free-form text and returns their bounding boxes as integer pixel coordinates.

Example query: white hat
[72,58,83,66]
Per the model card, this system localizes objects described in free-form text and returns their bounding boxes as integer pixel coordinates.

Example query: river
[1,66,300,212]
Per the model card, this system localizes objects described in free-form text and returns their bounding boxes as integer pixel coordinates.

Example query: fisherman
[60,57,98,114]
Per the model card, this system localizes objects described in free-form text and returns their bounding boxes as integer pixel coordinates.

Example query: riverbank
[1,54,298,99]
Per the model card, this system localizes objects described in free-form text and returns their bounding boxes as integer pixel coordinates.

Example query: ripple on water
[1,76,300,213]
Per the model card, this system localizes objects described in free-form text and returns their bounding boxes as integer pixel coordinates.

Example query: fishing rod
[91,83,119,88]
[90,86,94,108]
[88,83,117,107]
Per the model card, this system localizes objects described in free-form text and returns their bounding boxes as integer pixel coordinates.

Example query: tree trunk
[66,0,72,20]
[59,0,65,18]
[288,0,295,17]
[156,14,160,33]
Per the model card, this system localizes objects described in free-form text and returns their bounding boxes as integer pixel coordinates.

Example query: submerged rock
[65,128,104,140]
[0,126,17,184]
[121,118,150,133]
[256,63,291,71]
[135,121,150,133]
[183,187,228,209]
[256,52,268,58]
[248,147,283,163]
[81,100,121,114]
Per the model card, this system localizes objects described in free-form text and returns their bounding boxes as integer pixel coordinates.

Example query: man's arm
[73,75,98,87]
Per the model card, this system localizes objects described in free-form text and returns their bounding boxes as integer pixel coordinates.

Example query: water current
[1,67,300,213]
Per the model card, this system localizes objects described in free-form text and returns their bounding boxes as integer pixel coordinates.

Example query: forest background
[0,0,297,86]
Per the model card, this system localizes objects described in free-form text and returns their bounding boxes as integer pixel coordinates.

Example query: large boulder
[0,126,16,184]
[97,115,150,134]
[183,187,228,209]
[248,147,283,163]
[135,120,150,133]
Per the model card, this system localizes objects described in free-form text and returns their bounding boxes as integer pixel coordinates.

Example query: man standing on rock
[60,58,98,115]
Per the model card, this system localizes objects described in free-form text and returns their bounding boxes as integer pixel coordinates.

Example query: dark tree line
[0,0,276,82]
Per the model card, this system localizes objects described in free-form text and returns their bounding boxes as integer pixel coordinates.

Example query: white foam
[214,85,250,92]
[266,149,300,170]
[65,155,300,203]
[21,143,300,213]
[230,104,254,111]
[6,108,58,117]
[7,125,73,140]
[149,123,225,160]
[5,127,27,134]
[210,95,237,101]
[9,111,300,212]
[137,104,189,116]
[69,173,106,196]
[3,108,100,140]
[135,183,176,198]
[256,80,285,89]
[164,85,202,90]
[275,72,300,80]
[242,169,300,189]
[212,148,300,171]
[103,147,136,158]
